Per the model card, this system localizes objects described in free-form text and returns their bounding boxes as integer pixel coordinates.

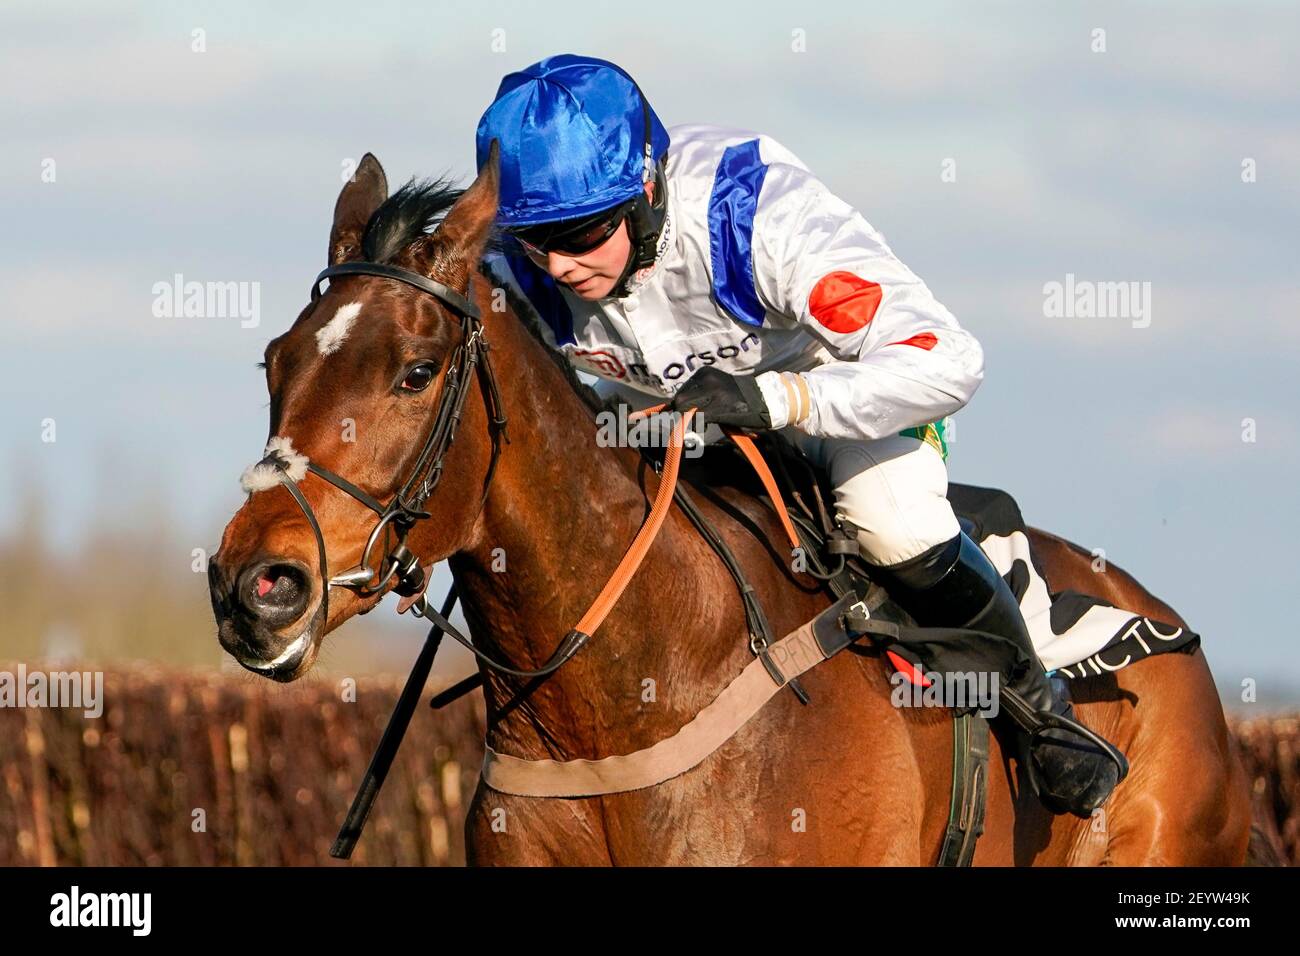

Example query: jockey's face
[522,181,655,300]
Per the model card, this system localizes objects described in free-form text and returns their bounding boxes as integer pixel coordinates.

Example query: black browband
[268,259,507,621]
[312,261,481,320]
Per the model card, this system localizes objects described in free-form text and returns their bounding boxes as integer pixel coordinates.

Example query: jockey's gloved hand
[668,367,774,430]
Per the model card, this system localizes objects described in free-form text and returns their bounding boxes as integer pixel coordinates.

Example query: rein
[248,258,827,857]
[253,261,772,683]
[408,402,704,679]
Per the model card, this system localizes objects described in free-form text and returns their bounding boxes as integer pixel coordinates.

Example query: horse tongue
[395,565,437,615]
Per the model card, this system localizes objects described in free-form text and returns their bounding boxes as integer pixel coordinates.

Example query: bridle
[254,254,677,686]
[255,260,508,634]
[247,256,816,859]
[249,257,792,691]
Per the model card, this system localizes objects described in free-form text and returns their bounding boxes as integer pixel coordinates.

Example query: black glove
[668,367,773,430]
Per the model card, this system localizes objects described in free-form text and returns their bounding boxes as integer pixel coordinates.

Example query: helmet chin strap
[588,78,670,300]
[609,157,668,298]
[609,244,640,299]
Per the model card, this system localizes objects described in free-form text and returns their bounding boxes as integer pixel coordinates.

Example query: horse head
[209,148,503,681]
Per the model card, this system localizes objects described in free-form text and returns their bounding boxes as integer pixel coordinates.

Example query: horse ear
[329,154,388,265]
[425,141,499,281]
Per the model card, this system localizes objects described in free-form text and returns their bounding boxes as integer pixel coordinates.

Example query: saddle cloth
[948,484,1200,679]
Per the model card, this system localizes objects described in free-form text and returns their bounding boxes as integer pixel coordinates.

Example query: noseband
[254,261,508,629]
[245,259,812,858]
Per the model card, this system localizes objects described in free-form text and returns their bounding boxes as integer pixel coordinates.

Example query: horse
[208,151,1251,865]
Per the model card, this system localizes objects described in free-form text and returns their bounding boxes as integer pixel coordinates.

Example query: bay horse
[209,152,1251,865]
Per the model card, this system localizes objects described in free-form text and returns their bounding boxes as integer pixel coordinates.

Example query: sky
[2,1,1297,704]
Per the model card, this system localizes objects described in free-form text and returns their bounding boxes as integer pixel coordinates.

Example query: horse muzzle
[209,555,323,681]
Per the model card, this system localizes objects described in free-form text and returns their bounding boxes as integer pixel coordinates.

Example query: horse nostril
[238,561,311,623]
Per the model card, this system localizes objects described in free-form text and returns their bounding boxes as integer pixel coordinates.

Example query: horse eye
[401,364,436,392]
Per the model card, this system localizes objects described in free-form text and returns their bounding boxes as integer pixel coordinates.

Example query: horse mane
[361,176,463,263]
[360,176,604,416]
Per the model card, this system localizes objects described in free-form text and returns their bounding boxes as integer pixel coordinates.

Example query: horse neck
[447,287,736,760]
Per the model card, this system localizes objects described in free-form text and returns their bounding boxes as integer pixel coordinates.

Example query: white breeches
[783,430,959,567]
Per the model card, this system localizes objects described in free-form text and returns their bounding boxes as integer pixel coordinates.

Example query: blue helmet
[476,54,670,228]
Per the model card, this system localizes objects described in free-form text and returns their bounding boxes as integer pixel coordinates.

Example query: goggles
[508,199,635,257]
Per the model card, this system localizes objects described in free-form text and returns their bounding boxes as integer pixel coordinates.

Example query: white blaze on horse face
[316,301,362,356]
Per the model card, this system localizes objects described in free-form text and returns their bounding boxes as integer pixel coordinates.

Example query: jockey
[475,53,1123,817]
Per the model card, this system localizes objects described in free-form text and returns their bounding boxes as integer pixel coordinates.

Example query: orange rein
[576,406,922,686]
[571,405,801,639]
[571,405,695,635]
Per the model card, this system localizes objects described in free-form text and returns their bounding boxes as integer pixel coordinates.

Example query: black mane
[361,176,464,263]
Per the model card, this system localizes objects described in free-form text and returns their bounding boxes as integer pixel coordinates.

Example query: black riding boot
[870,531,1128,817]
